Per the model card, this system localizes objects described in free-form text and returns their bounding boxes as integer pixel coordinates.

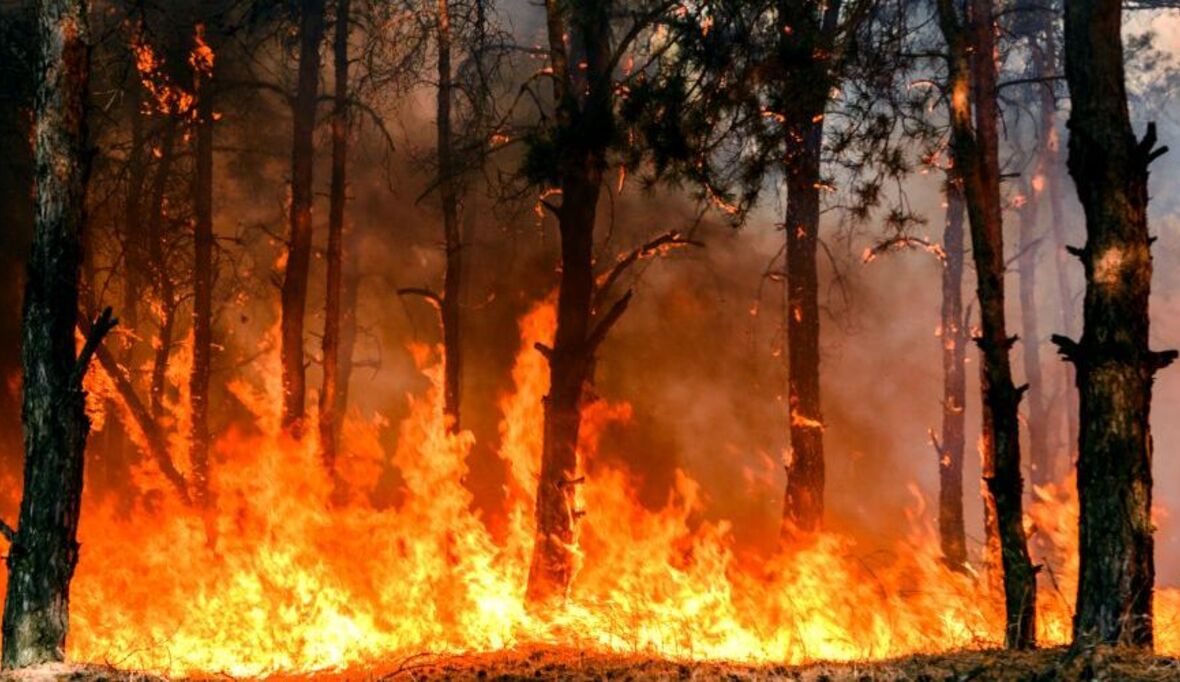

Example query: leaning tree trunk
[437,0,464,433]
[1017,182,1050,488]
[936,175,968,570]
[190,40,214,506]
[781,116,825,537]
[280,0,326,434]
[1057,0,1174,647]
[936,0,1037,649]
[319,0,349,473]
[525,0,610,604]
[1,0,112,667]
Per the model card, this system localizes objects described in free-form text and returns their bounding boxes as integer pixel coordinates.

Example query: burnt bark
[2,0,106,667]
[1058,0,1174,647]
[318,0,349,473]
[935,0,1037,649]
[525,0,611,604]
[936,176,968,570]
[190,42,214,506]
[774,0,841,539]
[437,0,463,433]
[280,0,326,434]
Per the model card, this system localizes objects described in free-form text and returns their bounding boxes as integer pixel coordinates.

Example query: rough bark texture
[525,0,611,604]
[935,0,1037,649]
[936,177,968,570]
[318,0,349,474]
[775,0,840,539]
[437,0,463,433]
[280,0,326,434]
[2,0,99,667]
[1058,0,1174,648]
[190,47,214,506]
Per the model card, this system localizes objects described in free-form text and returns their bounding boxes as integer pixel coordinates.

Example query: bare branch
[594,231,703,311]
[587,289,634,354]
[396,287,444,310]
[72,306,117,388]
[0,518,14,543]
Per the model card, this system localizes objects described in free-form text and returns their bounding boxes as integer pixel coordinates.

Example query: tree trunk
[935,0,1037,649]
[122,88,146,367]
[147,119,177,420]
[2,0,101,667]
[781,117,825,536]
[525,0,610,604]
[437,0,463,433]
[1017,185,1050,488]
[1058,0,1174,647]
[318,0,349,473]
[937,175,968,570]
[1034,24,1079,471]
[190,38,214,506]
[280,0,326,434]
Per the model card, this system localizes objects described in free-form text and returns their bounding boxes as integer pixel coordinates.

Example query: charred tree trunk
[1017,186,1050,488]
[936,176,968,570]
[147,120,177,420]
[280,0,326,434]
[318,0,349,473]
[781,117,825,536]
[337,230,359,420]
[525,0,611,604]
[189,38,214,506]
[122,89,146,366]
[1057,0,1174,647]
[936,0,1037,649]
[1,0,112,667]
[437,0,463,433]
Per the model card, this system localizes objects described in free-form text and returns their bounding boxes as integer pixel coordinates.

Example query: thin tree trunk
[122,89,146,366]
[1017,185,1050,488]
[147,119,177,420]
[526,0,611,604]
[280,0,326,434]
[781,117,825,536]
[936,0,1037,649]
[1057,0,1174,647]
[319,0,349,473]
[189,33,214,507]
[937,175,968,570]
[1034,24,1079,471]
[2,0,108,666]
[437,0,463,433]
[337,230,359,419]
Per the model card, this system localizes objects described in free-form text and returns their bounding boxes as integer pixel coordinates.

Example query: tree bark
[318,0,349,474]
[280,0,326,435]
[1057,0,1174,647]
[936,175,968,570]
[525,0,611,604]
[190,33,214,506]
[935,0,1037,649]
[437,0,463,433]
[2,0,104,667]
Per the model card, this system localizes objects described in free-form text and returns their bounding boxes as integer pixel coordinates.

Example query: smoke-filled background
[0,0,1179,596]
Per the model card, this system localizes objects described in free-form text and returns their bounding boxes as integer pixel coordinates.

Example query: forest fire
[0,302,1160,676]
[3,0,1180,677]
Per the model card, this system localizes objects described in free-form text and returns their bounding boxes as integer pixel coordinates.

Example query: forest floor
[2,646,1179,681]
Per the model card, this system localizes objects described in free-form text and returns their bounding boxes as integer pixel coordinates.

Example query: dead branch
[594,230,703,311]
[77,318,192,505]
[396,287,444,310]
[587,290,634,354]
[863,236,947,265]
[72,306,118,388]
[0,518,14,543]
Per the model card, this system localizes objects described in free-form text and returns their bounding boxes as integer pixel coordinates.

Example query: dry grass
[3,646,1179,681]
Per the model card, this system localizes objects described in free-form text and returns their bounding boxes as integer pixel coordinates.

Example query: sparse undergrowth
[3,646,1179,682]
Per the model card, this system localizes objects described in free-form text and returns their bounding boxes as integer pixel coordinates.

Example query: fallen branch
[76,317,192,505]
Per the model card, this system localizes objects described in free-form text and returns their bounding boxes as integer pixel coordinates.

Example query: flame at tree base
[1,303,1177,677]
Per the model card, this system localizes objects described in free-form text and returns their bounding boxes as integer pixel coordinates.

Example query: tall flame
[2,302,1179,676]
